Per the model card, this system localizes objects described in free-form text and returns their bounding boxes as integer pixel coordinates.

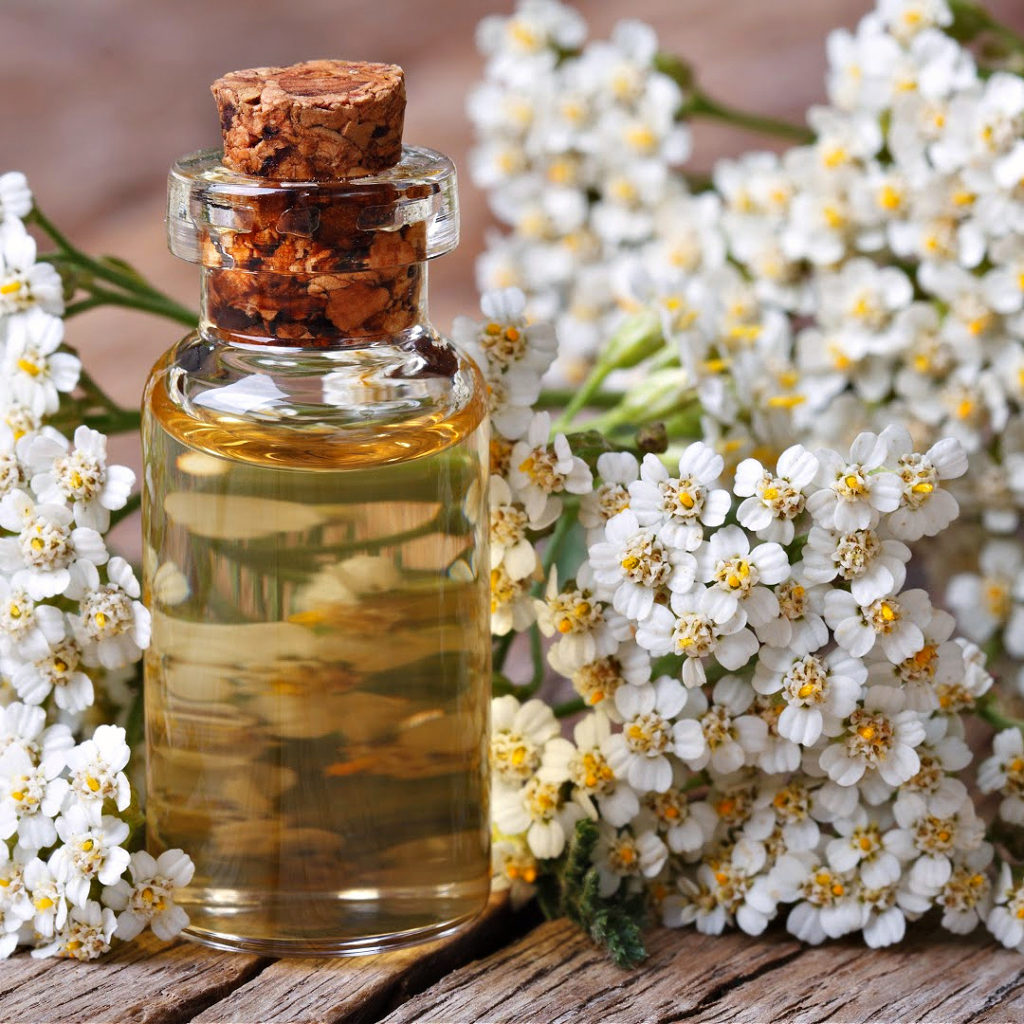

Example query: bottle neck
[199,261,429,348]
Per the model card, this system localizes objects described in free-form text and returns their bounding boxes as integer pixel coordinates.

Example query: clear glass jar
[142,147,491,956]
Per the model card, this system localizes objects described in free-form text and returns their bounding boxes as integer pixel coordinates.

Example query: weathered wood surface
[378,919,1024,1024]
[4,910,1023,1023]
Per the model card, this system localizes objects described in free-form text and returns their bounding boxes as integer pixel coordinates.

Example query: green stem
[681,90,813,144]
[976,693,1024,733]
[74,284,198,329]
[541,505,579,578]
[537,388,624,411]
[551,364,612,433]
[553,697,585,719]
[523,624,546,697]
[950,0,1024,50]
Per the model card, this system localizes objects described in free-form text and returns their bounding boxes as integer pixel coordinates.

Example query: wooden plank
[191,895,521,1024]
[375,918,804,1024]
[0,931,266,1024]
[692,926,1024,1024]
[377,918,1024,1024]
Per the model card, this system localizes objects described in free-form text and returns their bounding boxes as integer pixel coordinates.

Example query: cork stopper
[212,59,406,180]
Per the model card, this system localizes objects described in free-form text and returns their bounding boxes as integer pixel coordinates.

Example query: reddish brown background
[3,0,1023,412]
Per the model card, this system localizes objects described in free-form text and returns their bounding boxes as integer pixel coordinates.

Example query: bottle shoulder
[143,327,487,470]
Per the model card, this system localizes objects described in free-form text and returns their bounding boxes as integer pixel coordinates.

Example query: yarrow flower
[0,171,192,961]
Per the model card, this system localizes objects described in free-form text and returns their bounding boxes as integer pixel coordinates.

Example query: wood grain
[190,896,520,1024]
[373,919,1024,1024]
[0,931,266,1024]
[374,918,805,1024]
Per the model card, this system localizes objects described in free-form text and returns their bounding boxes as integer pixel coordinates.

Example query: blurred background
[3,0,1023,415]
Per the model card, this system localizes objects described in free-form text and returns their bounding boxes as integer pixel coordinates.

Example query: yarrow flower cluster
[473,1,1024,961]
[0,175,193,960]
[470,0,1024,700]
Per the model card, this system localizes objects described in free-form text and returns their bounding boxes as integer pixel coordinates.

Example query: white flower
[101,849,194,942]
[826,807,901,890]
[818,685,926,788]
[453,287,558,378]
[0,489,108,600]
[491,836,540,908]
[588,509,696,621]
[946,540,1022,644]
[492,768,583,860]
[579,451,638,542]
[672,676,767,775]
[66,724,131,818]
[66,557,151,669]
[756,569,829,654]
[3,310,80,414]
[807,434,902,532]
[0,220,63,317]
[534,571,625,672]
[887,791,985,894]
[22,857,68,938]
[31,899,117,961]
[694,524,790,627]
[508,412,592,526]
[606,676,686,793]
[554,641,651,716]
[490,562,536,636]
[978,728,1024,826]
[0,701,73,768]
[733,444,818,544]
[628,445,730,549]
[825,587,934,663]
[490,695,560,787]
[877,0,952,44]
[989,863,1024,951]
[882,426,966,541]
[0,740,69,853]
[488,476,535,579]
[0,172,32,224]
[541,711,638,826]
[10,635,93,713]
[593,823,667,897]
[754,648,866,747]
[804,525,911,606]
[785,856,865,944]
[934,848,993,935]
[51,804,130,908]
[27,425,135,532]
[0,577,65,660]
[642,788,717,855]
[635,585,759,688]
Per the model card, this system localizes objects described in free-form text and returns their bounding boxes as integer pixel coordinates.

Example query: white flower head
[490,695,560,787]
[695,524,790,627]
[807,433,902,532]
[508,412,593,527]
[588,509,696,621]
[51,804,130,908]
[733,444,818,544]
[635,585,759,688]
[628,445,730,550]
[66,724,131,818]
[606,676,687,793]
[28,425,135,532]
[67,557,151,669]
[101,848,194,941]
[819,685,926,788]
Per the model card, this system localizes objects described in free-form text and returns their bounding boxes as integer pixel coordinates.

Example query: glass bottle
[141,65,490,956]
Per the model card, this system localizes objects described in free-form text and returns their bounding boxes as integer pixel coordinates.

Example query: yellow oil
[141,348,491,955]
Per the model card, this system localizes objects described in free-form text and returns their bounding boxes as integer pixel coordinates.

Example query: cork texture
[212,59,405,181]
[203,59,428,345]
